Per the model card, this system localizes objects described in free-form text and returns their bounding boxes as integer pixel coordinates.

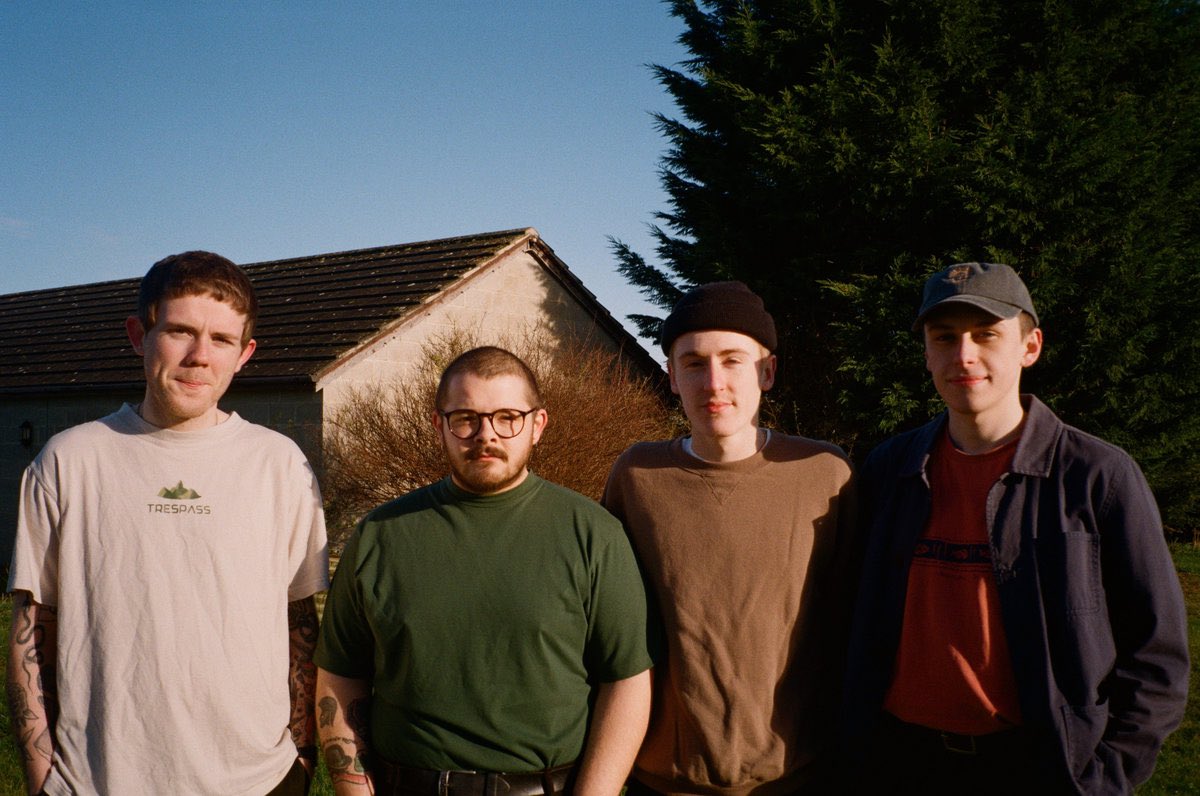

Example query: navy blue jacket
[843,396,1188,794]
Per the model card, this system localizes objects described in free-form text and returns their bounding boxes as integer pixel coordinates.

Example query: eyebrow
[678,347,757,359]
[925,321,1003,333]
[160,320,242,338]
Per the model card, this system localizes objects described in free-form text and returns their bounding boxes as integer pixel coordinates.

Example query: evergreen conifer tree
[614,0,1200,529]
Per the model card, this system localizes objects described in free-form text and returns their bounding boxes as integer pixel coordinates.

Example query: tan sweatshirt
[602,434,855,796]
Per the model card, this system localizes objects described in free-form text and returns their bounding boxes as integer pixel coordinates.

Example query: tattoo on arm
[321,736,367,774]
[318,695,337,728]
[6,593,58,790]
[287,598,319,749]
[317,694,373,786]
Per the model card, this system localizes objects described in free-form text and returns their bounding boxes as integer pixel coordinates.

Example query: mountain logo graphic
[158,481,201,500]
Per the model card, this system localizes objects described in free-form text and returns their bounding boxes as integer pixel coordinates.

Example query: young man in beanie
[842,263,1188,793]
[603,282,856,795]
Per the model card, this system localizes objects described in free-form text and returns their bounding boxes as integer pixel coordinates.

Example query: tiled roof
[2,228,628,394]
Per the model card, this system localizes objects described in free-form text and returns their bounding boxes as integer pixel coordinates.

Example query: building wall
[317,248,627,417]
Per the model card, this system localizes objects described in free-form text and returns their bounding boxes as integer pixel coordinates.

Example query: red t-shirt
[883,429,1023,734]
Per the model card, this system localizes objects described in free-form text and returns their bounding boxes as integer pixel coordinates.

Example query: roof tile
[1,229,532,392]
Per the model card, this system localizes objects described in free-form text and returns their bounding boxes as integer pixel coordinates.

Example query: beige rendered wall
[316,249,625,418]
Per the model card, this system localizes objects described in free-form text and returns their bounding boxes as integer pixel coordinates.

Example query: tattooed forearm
[7,592,58,795]
[315,669,374,794]
[318,695,337,728]
[321,735,368,774]
[287,598,319,749]
[5,683,54,762]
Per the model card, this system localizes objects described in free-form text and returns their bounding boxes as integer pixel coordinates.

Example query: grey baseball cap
[913,262,1038,331]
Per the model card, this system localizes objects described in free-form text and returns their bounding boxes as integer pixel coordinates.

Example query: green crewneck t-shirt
[315,473,654,771]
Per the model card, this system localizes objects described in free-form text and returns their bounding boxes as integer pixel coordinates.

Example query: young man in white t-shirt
[7,251,329,795]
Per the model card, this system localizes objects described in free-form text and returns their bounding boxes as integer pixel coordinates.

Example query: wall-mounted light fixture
[20,421,33,448]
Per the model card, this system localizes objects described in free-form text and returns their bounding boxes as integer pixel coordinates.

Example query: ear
[530,408,549,445]
[235,339,257,372]
[667,359,680,395]
[759,353,777,391]
[1022,328,1044,368]
[126,316,147,355]
[431,410,444,433]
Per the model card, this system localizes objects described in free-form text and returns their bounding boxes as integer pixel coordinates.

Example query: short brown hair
[137,251,258,345]
[435,346,542,410]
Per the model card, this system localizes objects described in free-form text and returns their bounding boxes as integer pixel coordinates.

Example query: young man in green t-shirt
[315,346,654,796]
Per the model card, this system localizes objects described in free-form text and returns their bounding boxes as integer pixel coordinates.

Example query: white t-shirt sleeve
[9,462,61,606]
[286,457,330,602]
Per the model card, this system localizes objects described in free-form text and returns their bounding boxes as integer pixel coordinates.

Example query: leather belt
[375,760,576,796]
[883,711,1029,757]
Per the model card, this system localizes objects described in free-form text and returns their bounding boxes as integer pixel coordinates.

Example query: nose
[472,414,500,441]
[183,335,212,365]
[702,362,725,391]
[952,335,979,364]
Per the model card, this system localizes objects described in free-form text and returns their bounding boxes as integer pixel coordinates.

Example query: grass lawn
[1140,543,1200,794]
[0,547,1195,795]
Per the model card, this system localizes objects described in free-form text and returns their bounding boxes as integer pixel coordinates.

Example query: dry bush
[322,327,682,546]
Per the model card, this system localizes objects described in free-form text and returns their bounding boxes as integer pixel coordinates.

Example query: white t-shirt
[9,404,329,796]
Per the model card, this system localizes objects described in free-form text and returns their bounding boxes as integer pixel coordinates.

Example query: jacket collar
[898,413,945,479]
[1010,395,1063,478]
[899,394,1063,479]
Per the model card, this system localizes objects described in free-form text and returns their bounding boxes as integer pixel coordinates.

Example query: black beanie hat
[659,281,777,355]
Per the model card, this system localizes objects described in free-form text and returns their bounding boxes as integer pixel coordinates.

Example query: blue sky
[1,2,688,346]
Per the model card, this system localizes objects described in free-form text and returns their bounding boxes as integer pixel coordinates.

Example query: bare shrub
[322,327,681,547]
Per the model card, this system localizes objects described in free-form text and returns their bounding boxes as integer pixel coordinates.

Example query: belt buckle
[439,769,486,796]
[940,731,977,755]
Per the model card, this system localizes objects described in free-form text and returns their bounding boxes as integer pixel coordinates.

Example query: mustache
[466,445,507,462]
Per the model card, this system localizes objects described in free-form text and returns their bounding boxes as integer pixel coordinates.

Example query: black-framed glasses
[440,408,539,440]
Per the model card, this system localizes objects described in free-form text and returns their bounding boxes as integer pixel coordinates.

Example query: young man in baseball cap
[842,262,1189,793]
